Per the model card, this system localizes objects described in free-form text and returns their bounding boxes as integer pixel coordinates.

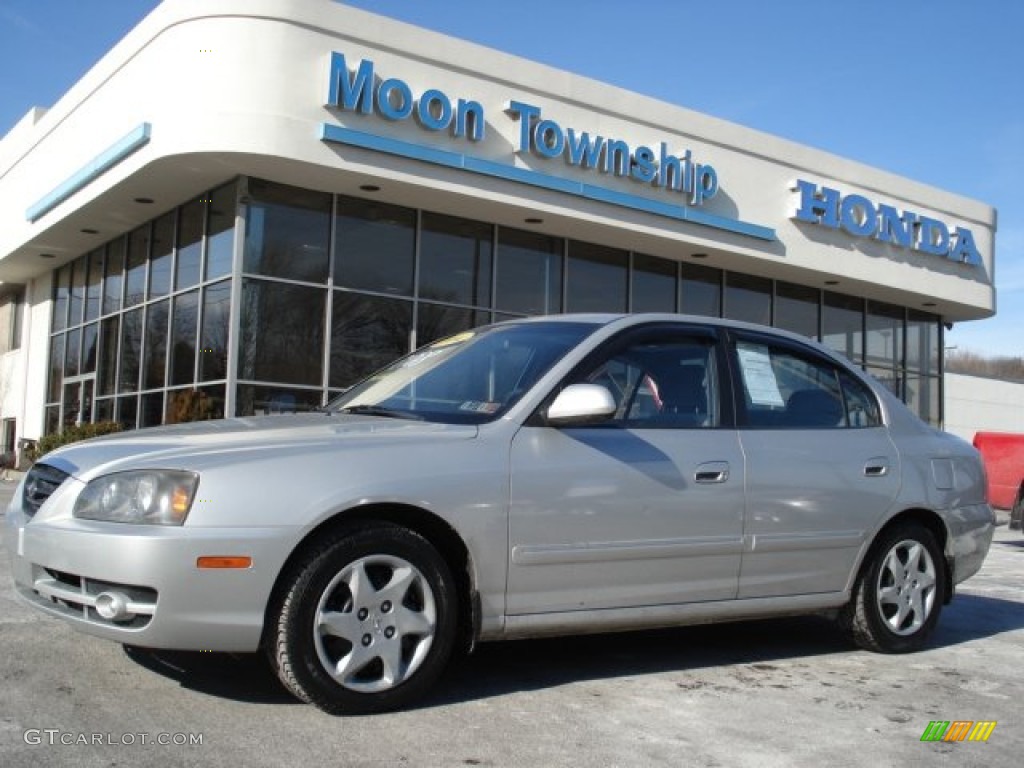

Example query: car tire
[268,522,457,714]
[1011,491,1024,531]
[842,523,945,653]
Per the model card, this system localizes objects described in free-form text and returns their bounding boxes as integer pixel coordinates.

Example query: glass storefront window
[330,291,412,389]
[81,322,98,374]
[104,238,125,316]
[69,259,86,327]
[117,394,138,430]
[334,195,416,296]
[149,212,174,299]
[419,212,492,307]
[236,384,323,417]
[64,327,81,378]
[774,281,820,340]
[52,265,70,331]
[679,263,721,317]
[144,300,170,389]
[170,290,199,386]
[907,310,940,376]
[118,308,142,393]
[200,280,230,382]
[905,373,941,427]
[176,199,204,290]
[823,291,864,364]
[495,227,563,315]
[632,253,677,312]
[724,273,771,325]
[866,301,904,382]
[99,316,119,396]
[206,182,236,280]
[244,179,330,283]
[125,224,149,307]
[39,175,950,434]
[867,365,902,399]
[239,278,325,386]
[48,334,65,403]
[165,385,224,423]
[44,406,60,436]
[566,241,628,313]
[95,398,114,422]
[85,249,103,322]
[140,392,165,428]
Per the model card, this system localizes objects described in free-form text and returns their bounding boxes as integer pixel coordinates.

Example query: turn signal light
[197,556,253,569]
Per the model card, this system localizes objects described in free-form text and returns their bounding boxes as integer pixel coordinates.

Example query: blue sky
[1,0,1021,358]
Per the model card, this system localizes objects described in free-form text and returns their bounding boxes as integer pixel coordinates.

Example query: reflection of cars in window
[7,314,994,714]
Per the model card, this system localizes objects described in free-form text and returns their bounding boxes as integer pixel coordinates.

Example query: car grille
[22,463,71,518]
[28,566,157,629]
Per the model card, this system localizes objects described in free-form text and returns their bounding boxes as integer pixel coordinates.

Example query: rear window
[734,338,881,429]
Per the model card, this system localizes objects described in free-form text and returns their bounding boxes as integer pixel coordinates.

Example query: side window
[734,338,878,429]
[572,334,719,428]
[839,369,882,427]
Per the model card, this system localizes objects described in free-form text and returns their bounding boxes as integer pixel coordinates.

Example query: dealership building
[0,0,998,455]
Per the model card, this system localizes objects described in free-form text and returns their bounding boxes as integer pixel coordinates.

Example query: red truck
[974,432,1024,530]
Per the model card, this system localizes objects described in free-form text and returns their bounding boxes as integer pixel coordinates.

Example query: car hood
[39,414,479,480]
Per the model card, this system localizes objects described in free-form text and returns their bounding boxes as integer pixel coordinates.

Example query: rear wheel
[1010,491,1024,531]
[268,523,457,714]
[842,523,945,653]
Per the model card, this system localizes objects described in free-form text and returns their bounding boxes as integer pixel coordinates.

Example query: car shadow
[121,593,1024,711]
[122,646,300,705]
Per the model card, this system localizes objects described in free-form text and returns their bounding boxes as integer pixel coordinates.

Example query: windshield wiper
[337,404,425,421]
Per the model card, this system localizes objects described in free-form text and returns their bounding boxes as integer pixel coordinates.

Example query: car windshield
[327,321,599,424]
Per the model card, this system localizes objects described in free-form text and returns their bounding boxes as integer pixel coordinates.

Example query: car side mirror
[546,384,617,426]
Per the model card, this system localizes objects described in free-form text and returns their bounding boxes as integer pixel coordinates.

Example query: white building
[0,0,999,454]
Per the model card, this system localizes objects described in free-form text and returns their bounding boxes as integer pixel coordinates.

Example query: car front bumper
[6,498,290,652]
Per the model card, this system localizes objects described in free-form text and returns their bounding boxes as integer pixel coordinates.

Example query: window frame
[727,329,883,430]
[532,322,734,429]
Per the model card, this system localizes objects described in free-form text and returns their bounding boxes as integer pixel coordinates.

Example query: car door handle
[864,461,889,477]
[695,462,730,484]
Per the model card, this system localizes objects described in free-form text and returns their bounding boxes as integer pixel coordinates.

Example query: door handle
[864,462,889,477]
[695,461,730,484]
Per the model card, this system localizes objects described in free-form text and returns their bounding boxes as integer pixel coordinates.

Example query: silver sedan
[5,314,994,713]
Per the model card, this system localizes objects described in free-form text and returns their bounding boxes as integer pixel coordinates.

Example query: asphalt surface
[1,477,1022,767]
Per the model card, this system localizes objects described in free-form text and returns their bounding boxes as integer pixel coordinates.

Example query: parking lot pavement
[2,477,1022,767]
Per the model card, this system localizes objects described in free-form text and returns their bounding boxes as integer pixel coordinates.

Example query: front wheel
[268,523,457,714]
[842,523,945,653]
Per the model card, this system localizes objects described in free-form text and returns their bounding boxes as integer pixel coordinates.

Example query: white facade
[0,0,999,441]
[944,373,1024,443]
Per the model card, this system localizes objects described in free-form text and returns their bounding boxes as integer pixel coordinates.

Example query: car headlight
[73,470,199,525]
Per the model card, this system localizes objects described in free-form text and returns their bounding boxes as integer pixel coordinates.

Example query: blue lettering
[455,99,485,141]
[793,180,980,265]
[416,89,452,132]
[506,100,542,153]
[327,52,373,114]
[604,139,630,176]
[377,78,414,120]
[659,144,683,191]
[916,217,950,256]
[631,146,657,183]
[693,164,718,205]
[840,194,878,237]
[534,120,565,158]
[655,145,688,191]
[566,129,605,169]
[949,227,980,264]
[793,180,841,228]
[876,204,918,248]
